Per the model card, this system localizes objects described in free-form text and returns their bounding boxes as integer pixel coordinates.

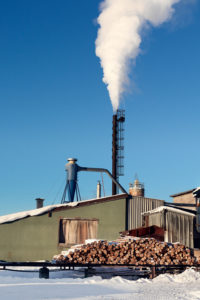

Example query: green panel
[0,198,126,261]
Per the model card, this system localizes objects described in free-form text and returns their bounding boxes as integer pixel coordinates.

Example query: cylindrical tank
[129,179,145,197]
[65,158,79,202]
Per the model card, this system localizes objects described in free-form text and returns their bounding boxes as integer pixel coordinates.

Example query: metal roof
[170,188,196,198]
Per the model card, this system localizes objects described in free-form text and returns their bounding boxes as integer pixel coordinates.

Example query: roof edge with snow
[0,193,128,225]
[0,203,78,225]
[142,206,195,217]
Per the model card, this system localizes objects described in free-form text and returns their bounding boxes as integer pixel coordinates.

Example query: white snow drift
[0,268,200,299]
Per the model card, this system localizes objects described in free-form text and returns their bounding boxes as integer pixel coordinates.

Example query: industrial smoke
[95,0,181,112]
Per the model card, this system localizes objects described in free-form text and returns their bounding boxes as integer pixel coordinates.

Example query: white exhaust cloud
[95,0,181,112]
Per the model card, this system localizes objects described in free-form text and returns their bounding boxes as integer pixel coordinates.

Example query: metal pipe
[97,181,101,199]
[79,167,127,194]
[62,158,128,203]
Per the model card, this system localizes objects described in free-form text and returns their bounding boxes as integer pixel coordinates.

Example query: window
[59,218,98,246]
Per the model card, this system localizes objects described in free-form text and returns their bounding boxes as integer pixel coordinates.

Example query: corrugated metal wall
[128,196,164,230]
[166,212,194,248]
[148,211,194,248]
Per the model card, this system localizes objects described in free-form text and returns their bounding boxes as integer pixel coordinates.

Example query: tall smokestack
[112,114,117,195]
[112,110,125,195]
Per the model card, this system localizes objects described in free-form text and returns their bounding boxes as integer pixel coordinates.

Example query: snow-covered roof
[0,193,127,225]
[142,206,195,217]
[0,203,78,225]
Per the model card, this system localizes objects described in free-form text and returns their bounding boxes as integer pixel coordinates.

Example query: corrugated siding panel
[148,213,164,228]
[128,197,164,230]
[165,211,194,248]
[148,211,194,248]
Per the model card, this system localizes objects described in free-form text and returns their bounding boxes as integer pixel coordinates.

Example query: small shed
[142,206,195,248]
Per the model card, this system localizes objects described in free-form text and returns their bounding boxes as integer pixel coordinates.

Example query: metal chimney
[112,114,117,195]
[97,181,101,198]
[35,198,44,209]
[112,110,125,195]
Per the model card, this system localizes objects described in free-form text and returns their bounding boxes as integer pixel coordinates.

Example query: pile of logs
[55,238,197,266]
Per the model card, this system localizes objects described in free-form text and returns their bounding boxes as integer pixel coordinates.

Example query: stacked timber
[54,238,197,266]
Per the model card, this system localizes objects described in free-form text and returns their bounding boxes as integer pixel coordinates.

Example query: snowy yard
[0,268,200,299]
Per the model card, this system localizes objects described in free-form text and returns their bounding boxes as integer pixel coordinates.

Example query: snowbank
[0,268,200,299]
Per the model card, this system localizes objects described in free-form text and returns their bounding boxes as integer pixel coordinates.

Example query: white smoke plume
[95,0,181,112]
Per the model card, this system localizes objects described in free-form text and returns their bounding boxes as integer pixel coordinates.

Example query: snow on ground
[0,268,200,300]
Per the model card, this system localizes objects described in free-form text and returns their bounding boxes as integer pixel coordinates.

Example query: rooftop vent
[35,198,44,209]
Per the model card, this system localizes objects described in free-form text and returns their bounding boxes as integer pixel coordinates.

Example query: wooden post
[150,266,156,279]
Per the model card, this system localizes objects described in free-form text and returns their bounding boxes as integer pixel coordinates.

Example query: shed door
[59,219,98,246]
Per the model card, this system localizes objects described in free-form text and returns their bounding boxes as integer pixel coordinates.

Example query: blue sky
[0,0,200,215]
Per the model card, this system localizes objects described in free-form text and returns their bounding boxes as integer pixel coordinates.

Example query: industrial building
[0,191,164,261]
[0,181,199,262]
